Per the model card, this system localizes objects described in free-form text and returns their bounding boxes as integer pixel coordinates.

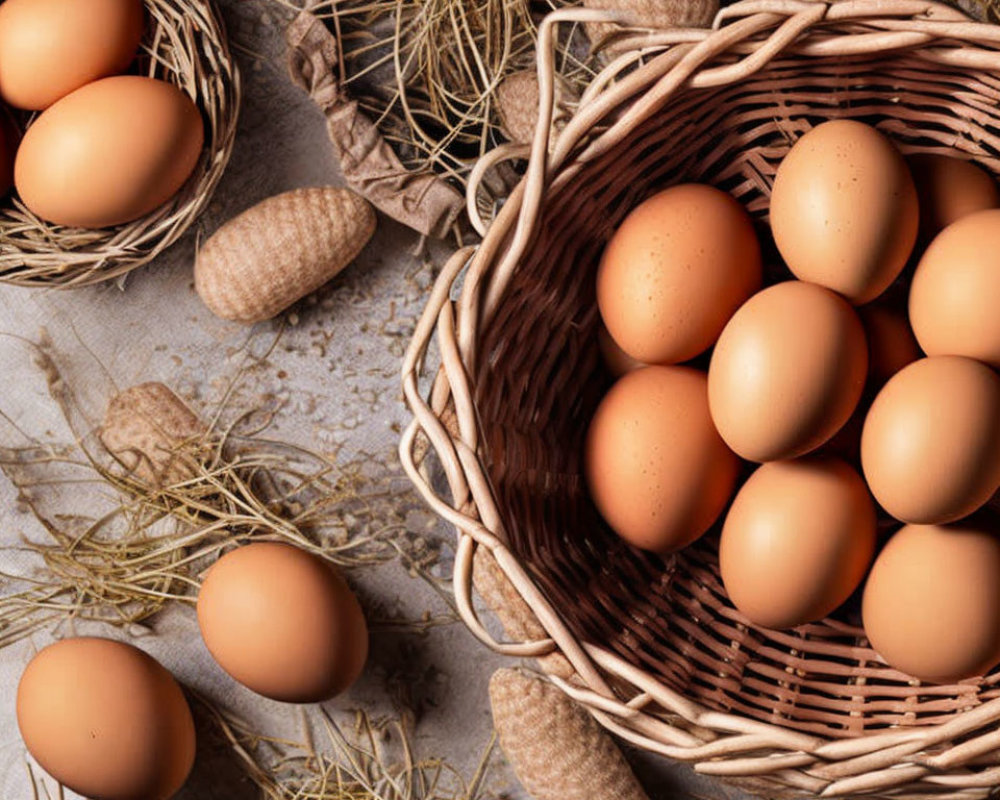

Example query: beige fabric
[286,12,465,240]
[489,668,650,800]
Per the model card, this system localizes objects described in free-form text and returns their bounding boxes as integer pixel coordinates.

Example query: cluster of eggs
[0,0,204,228]
[16,543,369,800]
[587,119,1000,684]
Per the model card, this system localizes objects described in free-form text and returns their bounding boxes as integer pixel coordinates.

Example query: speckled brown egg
[770,120,918,304]
[909,208,1000,369]
[708,281,868,462]
[861,356,1000,524]
[16,637,195,800]
[0,0,143,110]
[858,303,921,388]
[15,76,204,228]
[720,457,876,629]
[908,153,999,241]
[585,366,739,553]
[197,542,368,703]
[597,183,761,364]
[863,516,1000,683]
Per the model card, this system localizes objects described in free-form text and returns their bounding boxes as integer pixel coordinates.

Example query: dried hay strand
[0,335,437,649]
[287,0,591,188]
[0,0,240,288]
[965,0,1000,20]
[194,696,497,800]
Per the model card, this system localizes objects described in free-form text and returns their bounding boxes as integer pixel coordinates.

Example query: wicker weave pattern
[401,2,1000,796]
[0,0,240,287]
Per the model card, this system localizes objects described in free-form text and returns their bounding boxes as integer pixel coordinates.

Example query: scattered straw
[0,335,448,649]
[293,0,592,187]
[969,0,1000,21]
[194,694,498,800]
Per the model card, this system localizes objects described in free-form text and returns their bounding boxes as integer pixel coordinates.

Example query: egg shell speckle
[597,183,761,364]
[585,366,739,553]
[770,120,918,304]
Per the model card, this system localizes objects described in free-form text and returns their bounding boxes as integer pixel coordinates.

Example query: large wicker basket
[0,0,239,288]
[401,2,1000,797]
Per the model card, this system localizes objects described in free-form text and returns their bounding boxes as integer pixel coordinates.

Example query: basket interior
[474,52,1000,738]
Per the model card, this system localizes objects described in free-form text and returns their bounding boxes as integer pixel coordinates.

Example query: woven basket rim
[400,2,1000,797]
[0,0,240,288]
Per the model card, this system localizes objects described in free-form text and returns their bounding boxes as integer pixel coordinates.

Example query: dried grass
[195,696,497,800]
[969,0,1000,21]
[287,0,592,187]
[0,335,442,649]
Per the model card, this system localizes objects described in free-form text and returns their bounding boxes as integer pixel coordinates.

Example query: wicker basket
[401,2,1000,797]
[0,0,239,288]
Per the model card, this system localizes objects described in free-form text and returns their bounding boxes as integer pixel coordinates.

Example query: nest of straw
[300,0,591,188]
[0,0,240,289]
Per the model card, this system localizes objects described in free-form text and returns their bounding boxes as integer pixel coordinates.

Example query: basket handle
[399,248,621,689]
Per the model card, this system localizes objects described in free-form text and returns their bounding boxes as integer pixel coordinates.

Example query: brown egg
[770,120,918,304]
[585,366,739,553]
[909,208,1000,369]
[858,303,921,388]
[598,324,645,376]
[15,76,204,228]
[862,356,1000,524]
[0,0,143,111]
[597,183,761,364]
[908,153,999,241]
[708,281,868,462]
[720,458,876,629]
[863,516,1000,683]
[197,542,368,703]
[17,637,195,800]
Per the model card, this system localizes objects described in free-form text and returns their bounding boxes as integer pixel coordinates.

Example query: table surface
[0,3,764,799]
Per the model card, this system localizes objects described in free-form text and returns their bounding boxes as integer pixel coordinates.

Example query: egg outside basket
[0,0,240,288]
[400,2,1000,797]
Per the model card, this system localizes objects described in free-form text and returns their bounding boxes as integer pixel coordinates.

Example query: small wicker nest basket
[401,2,1000,797]
[0,0,239,288]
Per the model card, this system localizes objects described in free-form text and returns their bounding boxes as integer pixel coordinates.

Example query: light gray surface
[0,3,752,799]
